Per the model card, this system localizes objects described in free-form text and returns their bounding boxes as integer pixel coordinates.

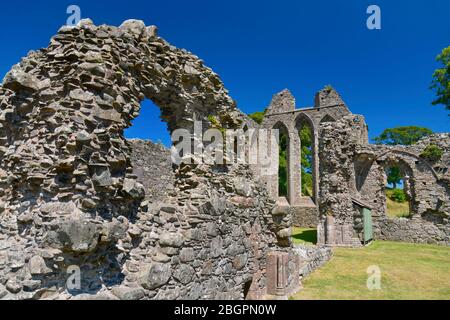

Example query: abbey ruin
[0,19,448,300]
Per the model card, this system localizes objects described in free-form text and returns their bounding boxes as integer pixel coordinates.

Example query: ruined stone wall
[0,19,292,300]
[318,115,450,246]
[257,88,353,232]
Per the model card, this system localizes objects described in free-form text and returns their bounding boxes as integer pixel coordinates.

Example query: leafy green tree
[373,126,432,145]
[386,166,402,189]
[299,126,313,196]
[430,46,450,113]
[278,132,288,196]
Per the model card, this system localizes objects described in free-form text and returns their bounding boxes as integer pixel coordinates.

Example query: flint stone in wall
[122,178,145,200]
[90,165,113,187]
[69,89,94,102]
[232,253,248,270]
[179,247,195,262]
[119,19,146,38]
[229,196,254,208]
[29,256,52,275]
[101,220,129,243]
[210,236,223,258]
[173,264,195,284]
[2,65,48,92]
[93,107,122,122]
[233,177,252,197]
[111,286,145,300]
[159,232,185,248]
[46,220,100,253]
[138,262,172,290]
[40,201,79,216]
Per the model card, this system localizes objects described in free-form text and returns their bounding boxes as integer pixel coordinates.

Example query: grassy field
[291,241,450,300]
[385,189,410,218]
[386,197,410,218]
[292,227,317,245]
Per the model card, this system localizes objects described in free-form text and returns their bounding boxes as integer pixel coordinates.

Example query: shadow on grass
[292,228,317,245]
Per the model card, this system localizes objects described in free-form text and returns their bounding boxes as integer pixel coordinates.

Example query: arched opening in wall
[124,99,172,147]
[274,122,290,202]
[296,114,316,203]
[383,163,413,219]
[124,99,175,204]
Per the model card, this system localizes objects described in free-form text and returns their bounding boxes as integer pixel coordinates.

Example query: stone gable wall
[0,19,292,300]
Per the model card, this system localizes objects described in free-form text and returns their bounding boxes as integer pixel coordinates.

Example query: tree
[430,46,450,114]
[373,126,432,145]
[278,132,288,196]
[299,125,313,196]
[386,166,402,189]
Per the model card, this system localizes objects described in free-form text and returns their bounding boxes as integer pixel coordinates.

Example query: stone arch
[356,149,440,192]
[273,121,291,202]
[0,19,240,217]
[355,149,441,219]
[295,112,318,203]
[378,157,416,217]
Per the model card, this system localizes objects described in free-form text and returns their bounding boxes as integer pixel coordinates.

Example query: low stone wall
[293,245,332,279]
[377,218,449,245]
[291,206,319,228]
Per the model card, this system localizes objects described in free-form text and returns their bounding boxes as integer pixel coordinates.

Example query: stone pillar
[325,215,336,245]
[266,251,289,298]
[312,132,319,204]
[289,129,301,205]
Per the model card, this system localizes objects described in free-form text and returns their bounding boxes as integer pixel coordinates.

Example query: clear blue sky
[0,0,448,146]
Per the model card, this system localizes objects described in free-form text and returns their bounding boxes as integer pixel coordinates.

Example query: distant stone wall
[291,206,319,228]
[129,139,175,204]
[377,218,449,245]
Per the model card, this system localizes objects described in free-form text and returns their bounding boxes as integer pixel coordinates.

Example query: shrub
[420,144,443,162]
[248,110,266,125]
[387,188,408,203]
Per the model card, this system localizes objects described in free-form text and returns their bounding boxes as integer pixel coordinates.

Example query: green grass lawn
[291,241,450,300]
[386,197,410,218]
[385,189,410,218]
[292,227,317,245]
